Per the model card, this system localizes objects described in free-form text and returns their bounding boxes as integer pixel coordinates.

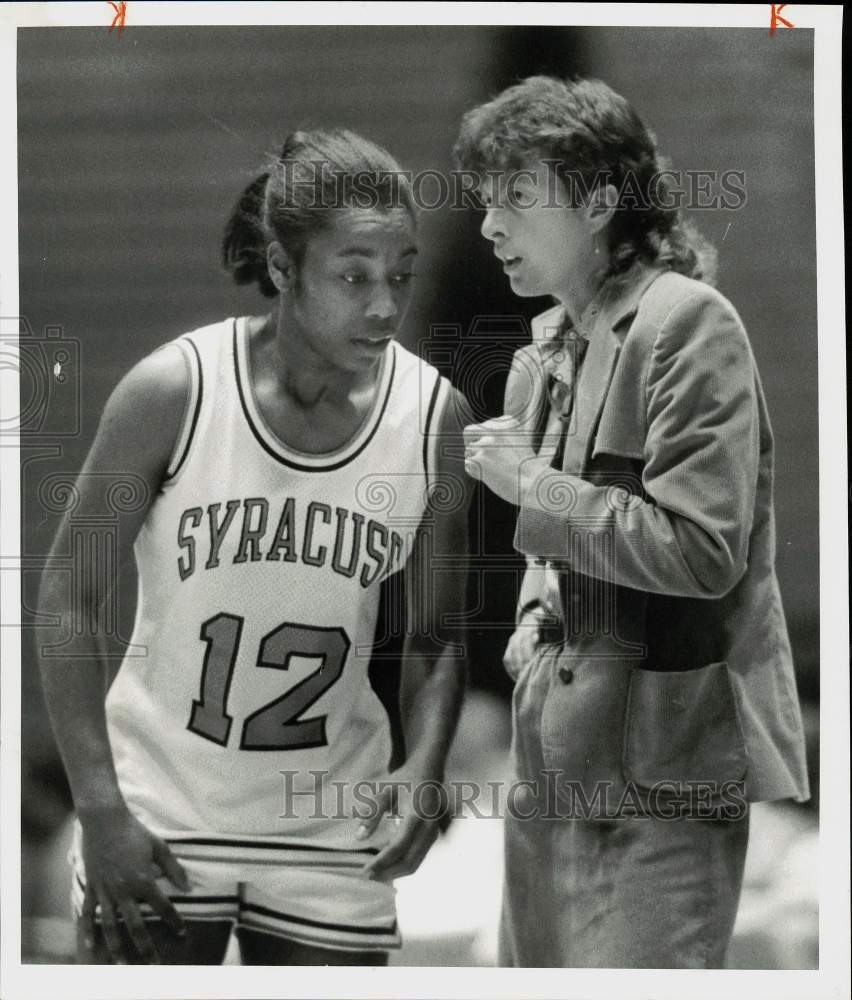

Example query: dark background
[18,24,818,914]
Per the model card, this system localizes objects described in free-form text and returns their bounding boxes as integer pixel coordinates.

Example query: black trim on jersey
[233,321,397,473]
[164,336,203,483]
[164,836,380,856]
[421,373,443,491]
[241,901,398,937]
[75,873,238,910]
[166,894,239,905]
[75,872,238,908]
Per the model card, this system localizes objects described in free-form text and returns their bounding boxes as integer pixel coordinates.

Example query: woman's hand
[503,607,547,681]
[503,596,563,680]
[78,805,189,964]
[463,415,550,506]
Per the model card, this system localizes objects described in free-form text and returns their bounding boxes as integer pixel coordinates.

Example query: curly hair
[223,128,417,298]
[453,76,717,285]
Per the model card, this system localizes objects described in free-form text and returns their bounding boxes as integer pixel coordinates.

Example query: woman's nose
[480,206,505,242]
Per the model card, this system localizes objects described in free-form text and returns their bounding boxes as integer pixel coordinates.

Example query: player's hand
[78,804,189,964]
[356,774,446,883]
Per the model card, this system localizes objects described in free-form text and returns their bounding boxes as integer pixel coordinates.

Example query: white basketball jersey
[106,317,450,857]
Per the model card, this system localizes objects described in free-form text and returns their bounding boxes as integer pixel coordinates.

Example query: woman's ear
[267,241,296,294]
[587,183,618,233]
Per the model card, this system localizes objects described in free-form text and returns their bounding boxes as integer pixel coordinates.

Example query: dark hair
[453,76,717,285]
[223,128,416,298]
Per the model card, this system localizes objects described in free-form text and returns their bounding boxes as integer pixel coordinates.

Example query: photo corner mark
[108,1,127,36]
[769,4,795,36]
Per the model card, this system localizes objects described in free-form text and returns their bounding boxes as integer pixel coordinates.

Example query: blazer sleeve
[514,288,761,598]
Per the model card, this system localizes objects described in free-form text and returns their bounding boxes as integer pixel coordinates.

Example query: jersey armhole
[163,337,203,484]
[422,374,452,494]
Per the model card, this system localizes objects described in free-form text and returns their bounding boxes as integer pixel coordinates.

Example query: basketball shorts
[68,820,401,953]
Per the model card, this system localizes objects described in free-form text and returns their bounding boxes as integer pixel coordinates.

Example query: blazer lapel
[561,326,620,474]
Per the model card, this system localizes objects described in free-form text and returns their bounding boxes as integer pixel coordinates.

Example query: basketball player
[37,129,471,966]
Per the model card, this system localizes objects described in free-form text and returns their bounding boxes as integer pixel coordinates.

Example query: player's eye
[342,272,368,285]
[391,272,415,286]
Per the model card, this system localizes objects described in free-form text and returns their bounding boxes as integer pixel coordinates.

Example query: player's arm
[361,385,473,881]
[36,344,191,962]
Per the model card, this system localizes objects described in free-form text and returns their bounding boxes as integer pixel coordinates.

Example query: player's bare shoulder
[93,339,191,487]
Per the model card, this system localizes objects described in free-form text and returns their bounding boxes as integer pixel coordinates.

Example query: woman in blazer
[456,76,809,969]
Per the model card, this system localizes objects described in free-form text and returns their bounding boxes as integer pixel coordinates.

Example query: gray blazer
[509,262,809,803]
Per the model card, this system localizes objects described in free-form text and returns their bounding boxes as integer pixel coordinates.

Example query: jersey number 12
[187,612,350,750]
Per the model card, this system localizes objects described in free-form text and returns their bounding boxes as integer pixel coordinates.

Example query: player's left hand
[463,415,549,506]
[356,775,447,883]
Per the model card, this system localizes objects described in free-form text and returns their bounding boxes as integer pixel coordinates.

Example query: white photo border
[1,3,847,999]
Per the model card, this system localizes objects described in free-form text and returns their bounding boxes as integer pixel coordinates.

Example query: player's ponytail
[222,128,416,298]
[222,171,278,298]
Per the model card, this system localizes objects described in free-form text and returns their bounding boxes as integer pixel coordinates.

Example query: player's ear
[266,241,297,295]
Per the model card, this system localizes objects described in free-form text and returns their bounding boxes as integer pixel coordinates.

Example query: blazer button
[558,666,574,684]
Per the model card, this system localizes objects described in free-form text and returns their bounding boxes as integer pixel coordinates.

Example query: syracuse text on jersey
[176,496,407,587]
